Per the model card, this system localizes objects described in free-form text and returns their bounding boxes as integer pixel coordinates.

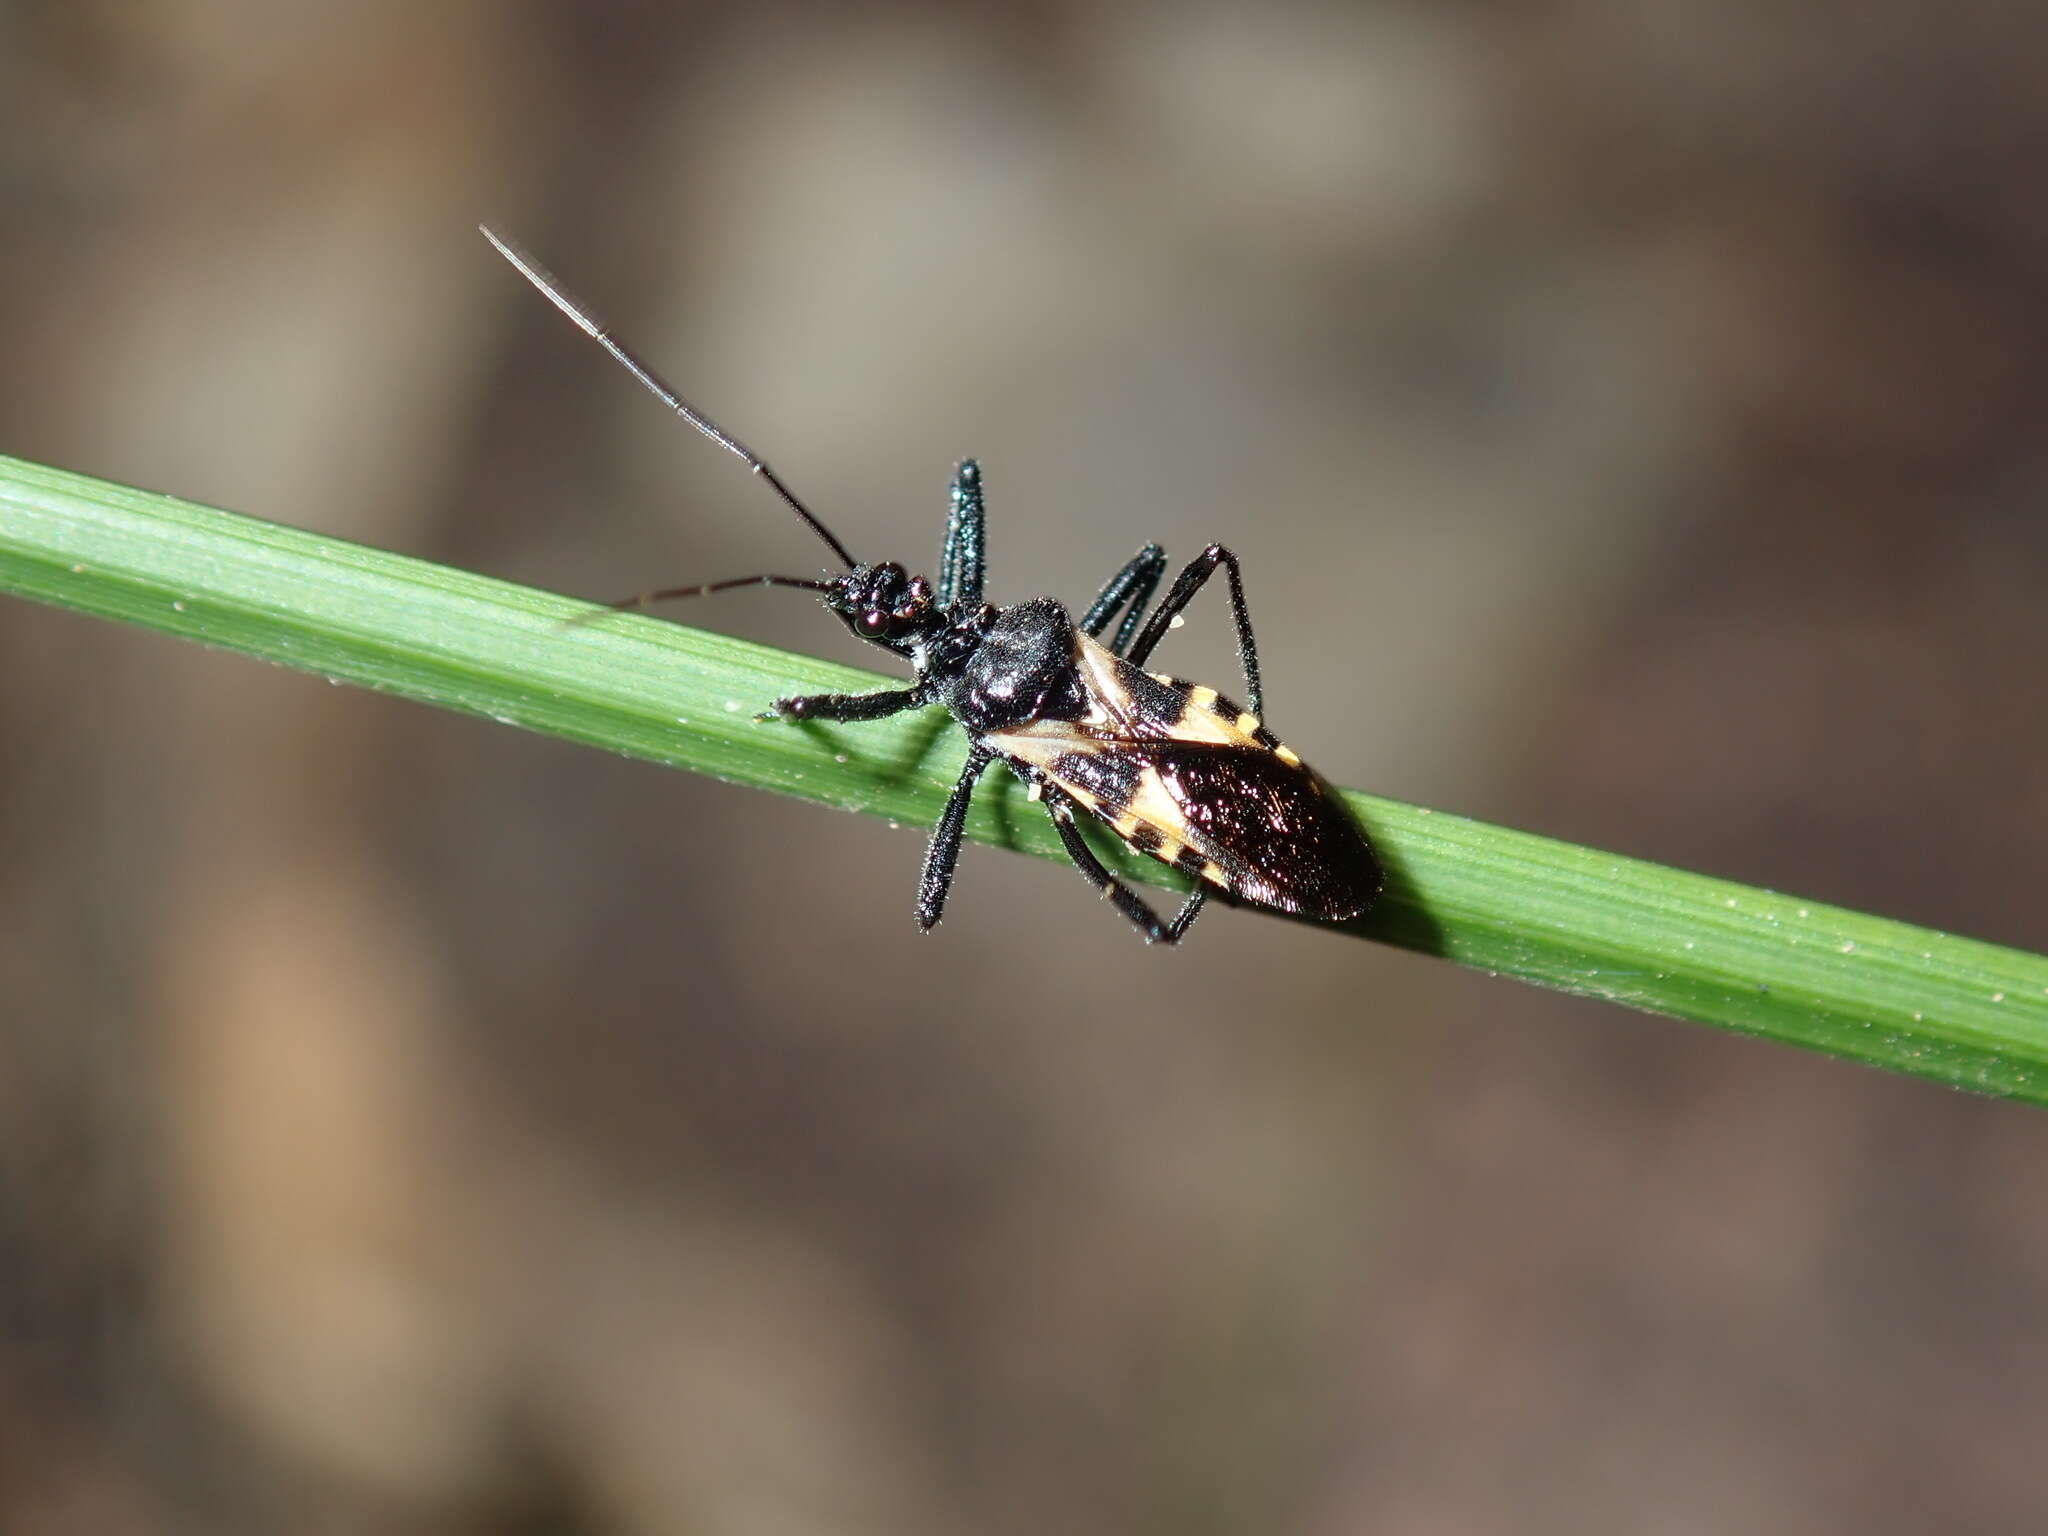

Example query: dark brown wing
[1138,739,1380,919]
[988,718,1380,921]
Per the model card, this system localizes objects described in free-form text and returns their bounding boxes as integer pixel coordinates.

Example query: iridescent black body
[485,228,1381,943]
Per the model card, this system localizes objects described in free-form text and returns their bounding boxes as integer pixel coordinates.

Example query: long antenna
[559,572,832,631]
[480,225,859,571]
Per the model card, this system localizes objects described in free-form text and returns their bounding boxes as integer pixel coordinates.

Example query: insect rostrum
[485,228,1380,943]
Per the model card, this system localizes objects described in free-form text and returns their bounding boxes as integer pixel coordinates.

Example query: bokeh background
[3,4,2047,1532]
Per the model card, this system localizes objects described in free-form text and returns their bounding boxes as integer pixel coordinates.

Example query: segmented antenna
[480,225,858,570]
[557,572,832,631]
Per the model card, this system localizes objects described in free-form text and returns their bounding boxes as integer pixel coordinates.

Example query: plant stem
[3,452,2044,1101]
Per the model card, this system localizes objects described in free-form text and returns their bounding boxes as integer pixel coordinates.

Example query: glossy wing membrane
[989,638,1380,920]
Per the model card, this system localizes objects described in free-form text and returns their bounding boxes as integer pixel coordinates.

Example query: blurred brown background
[2,3,2046,1532]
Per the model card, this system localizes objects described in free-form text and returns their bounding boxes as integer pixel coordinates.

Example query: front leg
[760,686,924,723]
[935,459,987,609]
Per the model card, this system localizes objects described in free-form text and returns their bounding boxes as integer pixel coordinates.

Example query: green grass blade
[3,451,2044,1101]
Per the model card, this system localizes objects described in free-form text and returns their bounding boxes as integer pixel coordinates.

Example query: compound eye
[855,608,893,638]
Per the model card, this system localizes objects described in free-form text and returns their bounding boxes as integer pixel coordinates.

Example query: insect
[483,227,1380,943]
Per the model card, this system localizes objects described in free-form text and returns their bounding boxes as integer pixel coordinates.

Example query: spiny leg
[762,685,923,723]
[936,459,987,609]
[1125,543,1263,715]
[1078,543,1168,656]
[1164,887,1208,941]
[916,745,994,931]
[1044,791,1204,944]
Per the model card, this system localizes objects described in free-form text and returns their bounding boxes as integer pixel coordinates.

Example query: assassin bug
[484,227,1379,943]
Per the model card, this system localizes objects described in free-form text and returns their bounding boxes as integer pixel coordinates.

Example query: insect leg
[936,459,987,609]
[1078,544,1168,656]
[1044,791,1185,944]
[1164,888,1207,941]
[762,686,924,722]
[915,745,995,931]
[1124,544,1263,716]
